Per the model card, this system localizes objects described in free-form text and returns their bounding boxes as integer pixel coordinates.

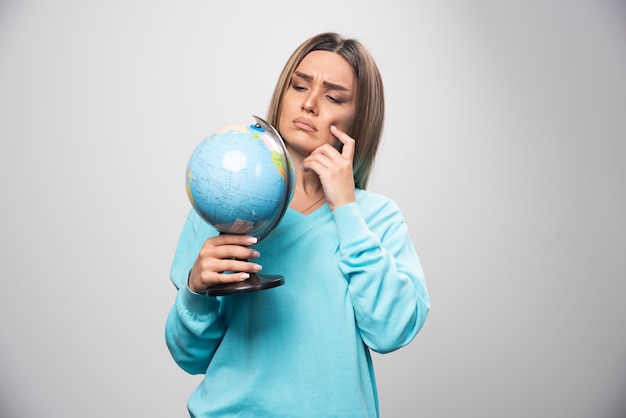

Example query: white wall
[1,1,624,417]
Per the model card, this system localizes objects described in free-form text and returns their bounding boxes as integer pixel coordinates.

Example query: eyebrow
[293,71,351,92]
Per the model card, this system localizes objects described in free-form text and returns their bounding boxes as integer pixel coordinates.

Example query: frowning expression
[278,50,357,156]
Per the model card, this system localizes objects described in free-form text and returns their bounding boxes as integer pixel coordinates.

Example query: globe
[184,116,294,296]
[186,116,295,240]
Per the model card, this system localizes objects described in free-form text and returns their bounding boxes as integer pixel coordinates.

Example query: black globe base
[206,273,284,297]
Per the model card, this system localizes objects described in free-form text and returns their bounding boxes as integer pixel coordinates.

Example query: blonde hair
[267,33,385,189]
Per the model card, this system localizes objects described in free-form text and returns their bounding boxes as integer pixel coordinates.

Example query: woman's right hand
[188,234,262,294]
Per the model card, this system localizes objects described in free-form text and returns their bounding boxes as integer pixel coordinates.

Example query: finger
[196,258,262,285]
[301,145,335,174]
[212,234,258,247]
[196,270,253,290]
[304,149,333,169]
[200,243,260,263]
[213,272,252,284]
[330,125,355,161]
[212,258,263,275]
[201,270,251,284]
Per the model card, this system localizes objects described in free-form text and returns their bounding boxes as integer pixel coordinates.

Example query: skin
[188,50,359,293]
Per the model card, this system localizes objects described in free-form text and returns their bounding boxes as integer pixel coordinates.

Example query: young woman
[165,32,430,417]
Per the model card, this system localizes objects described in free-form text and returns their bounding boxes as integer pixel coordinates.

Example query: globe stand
[206,272,284,297]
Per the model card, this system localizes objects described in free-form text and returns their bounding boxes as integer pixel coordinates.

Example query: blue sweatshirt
[165,189,430,417]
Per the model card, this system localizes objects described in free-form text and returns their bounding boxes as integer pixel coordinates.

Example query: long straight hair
[266,32,385,190]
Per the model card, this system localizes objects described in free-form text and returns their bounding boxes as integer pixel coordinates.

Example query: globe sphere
[185,117,294,241]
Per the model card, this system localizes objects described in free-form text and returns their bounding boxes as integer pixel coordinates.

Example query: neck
[290,164,325,214]
[285,145,327,213]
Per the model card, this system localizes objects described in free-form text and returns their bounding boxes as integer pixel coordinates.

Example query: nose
[301,88,319,115]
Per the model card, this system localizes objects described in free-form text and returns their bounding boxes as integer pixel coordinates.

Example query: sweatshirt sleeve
[332,200,430,354]
[164,211,225,374]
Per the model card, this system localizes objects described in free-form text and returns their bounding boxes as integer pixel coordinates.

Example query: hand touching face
[300,124,357,210]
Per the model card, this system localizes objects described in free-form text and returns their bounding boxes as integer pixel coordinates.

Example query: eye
[291,84,307,92]
[327,95,344,104]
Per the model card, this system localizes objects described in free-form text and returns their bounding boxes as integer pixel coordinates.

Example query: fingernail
[240,273,250,280]
[252,264,262,271]
[251,250,260,258]
[245,236,257,244]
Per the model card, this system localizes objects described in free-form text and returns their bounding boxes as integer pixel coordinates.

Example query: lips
[293,117,317,132]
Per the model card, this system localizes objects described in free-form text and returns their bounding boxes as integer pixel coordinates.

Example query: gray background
[1,1,625,417]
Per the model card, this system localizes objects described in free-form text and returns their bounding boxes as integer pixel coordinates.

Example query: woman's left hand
[302,125,356,211]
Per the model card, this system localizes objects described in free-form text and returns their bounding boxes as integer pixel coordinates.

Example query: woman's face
[278,50,357,156]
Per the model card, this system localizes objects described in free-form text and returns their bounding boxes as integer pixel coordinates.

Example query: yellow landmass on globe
[270,151,286,177]
[186,169,194,205]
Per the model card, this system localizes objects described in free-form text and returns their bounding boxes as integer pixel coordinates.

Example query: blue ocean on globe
[186,123,295,239]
